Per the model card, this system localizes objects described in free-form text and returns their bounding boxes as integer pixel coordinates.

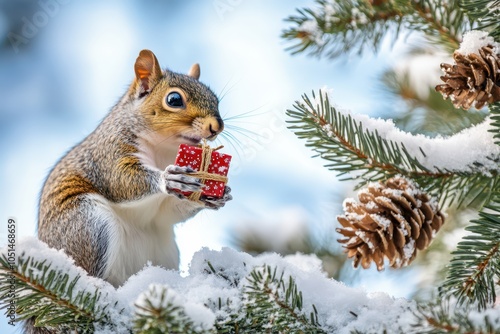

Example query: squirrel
[36,50,232,290]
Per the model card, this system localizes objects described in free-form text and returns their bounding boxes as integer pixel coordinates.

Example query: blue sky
[0,1,416,332]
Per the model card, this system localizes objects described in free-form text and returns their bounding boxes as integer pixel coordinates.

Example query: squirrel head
[131,49,223,147]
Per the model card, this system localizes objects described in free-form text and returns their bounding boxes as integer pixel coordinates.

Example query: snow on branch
[315,88,500,174]
[282,0,472,58]
[125,247,415,333]
[457,30,500,55]
[2,238,500,332]
[460,0,500,40]
[0,237,413,333]
[0,238,126,332]
[287,88,500,207]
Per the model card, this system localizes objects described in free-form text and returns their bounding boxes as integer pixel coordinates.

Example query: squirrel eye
[166,92,184,108]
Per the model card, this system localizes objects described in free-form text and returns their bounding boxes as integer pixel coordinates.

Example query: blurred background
[0,1,483,332]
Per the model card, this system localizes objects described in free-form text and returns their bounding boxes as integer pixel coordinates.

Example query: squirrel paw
[163,165,203,198]
[200,186,232,210]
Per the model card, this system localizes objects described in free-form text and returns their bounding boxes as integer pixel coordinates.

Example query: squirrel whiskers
[32,51,232,334]
[32,50,232,333]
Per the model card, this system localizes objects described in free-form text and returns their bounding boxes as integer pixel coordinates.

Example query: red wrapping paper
[174,144,231,198]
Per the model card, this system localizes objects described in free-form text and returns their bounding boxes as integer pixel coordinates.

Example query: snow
[135,283,177,311]
[322,123,334,137]
[316,1,340,30]
[371,214,392,229]
[10,238,116,295]
[315,89,500,173]
[342,197,357,210]
[469,307,500,328]
[134,283,215,331]
[351,7,369,27]
[1,236,415,332]
[5,238,129,333]
[458,30,499,55]
[488,1,500,14]
[400,221,410,236]
[298,19,325,46]
[403,239,415,260]
[3,237,500,332]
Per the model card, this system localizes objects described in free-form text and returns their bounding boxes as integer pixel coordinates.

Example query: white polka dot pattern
[174,144,232,198]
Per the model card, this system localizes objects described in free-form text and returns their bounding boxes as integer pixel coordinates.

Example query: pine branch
[6,238,482,333]
[282,0,472,59]
[442,194,500,309]
[489,102,500,146]
[459,0,500,40]
[397,0,469,51]
[282,0,405,58]
[414,298,499,333]
[215,264,325,333]
[286,90,500,208]
[287,91,430,177]
[440,193,500,310]
[133,284,201,334]
[0,253,111,332]
[205,260,241,288]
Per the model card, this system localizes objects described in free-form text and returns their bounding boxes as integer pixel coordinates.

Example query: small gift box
[174,143,231,199]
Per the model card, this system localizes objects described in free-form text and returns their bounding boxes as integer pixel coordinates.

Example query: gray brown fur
[30,50,230,333]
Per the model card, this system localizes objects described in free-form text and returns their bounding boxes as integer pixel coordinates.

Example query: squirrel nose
[206,116,224,138]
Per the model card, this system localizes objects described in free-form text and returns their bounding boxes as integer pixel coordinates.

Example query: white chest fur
[134,131,180,171]
[103,193,200,287]
[97,131,201,286]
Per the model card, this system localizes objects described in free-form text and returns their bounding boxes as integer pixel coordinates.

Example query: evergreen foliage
[216,264,324,333]
[282,0,473,58]
[286,91,500,208]
[133,285,199,334]
[460,0,500,40]
[414,299,499,333]
[489,103,500,145]
[441,192,500,309]
[283,0,500,331]
[282,0,402,58]
[0,253,110,332]
[0,248,327,333]
[3,1,500,333]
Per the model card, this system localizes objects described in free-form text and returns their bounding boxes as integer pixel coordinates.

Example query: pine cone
[336,177,445,270]
[436,45,500,110]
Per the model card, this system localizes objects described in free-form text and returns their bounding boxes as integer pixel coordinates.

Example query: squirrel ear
[134,50,162,95]
[187,63,200,80]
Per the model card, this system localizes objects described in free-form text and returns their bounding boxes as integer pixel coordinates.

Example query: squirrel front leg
[201,186,232,209]
[110,157,231,212]
[106,154,203,204]
[163,165,203,197]
[162,165,233,209]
